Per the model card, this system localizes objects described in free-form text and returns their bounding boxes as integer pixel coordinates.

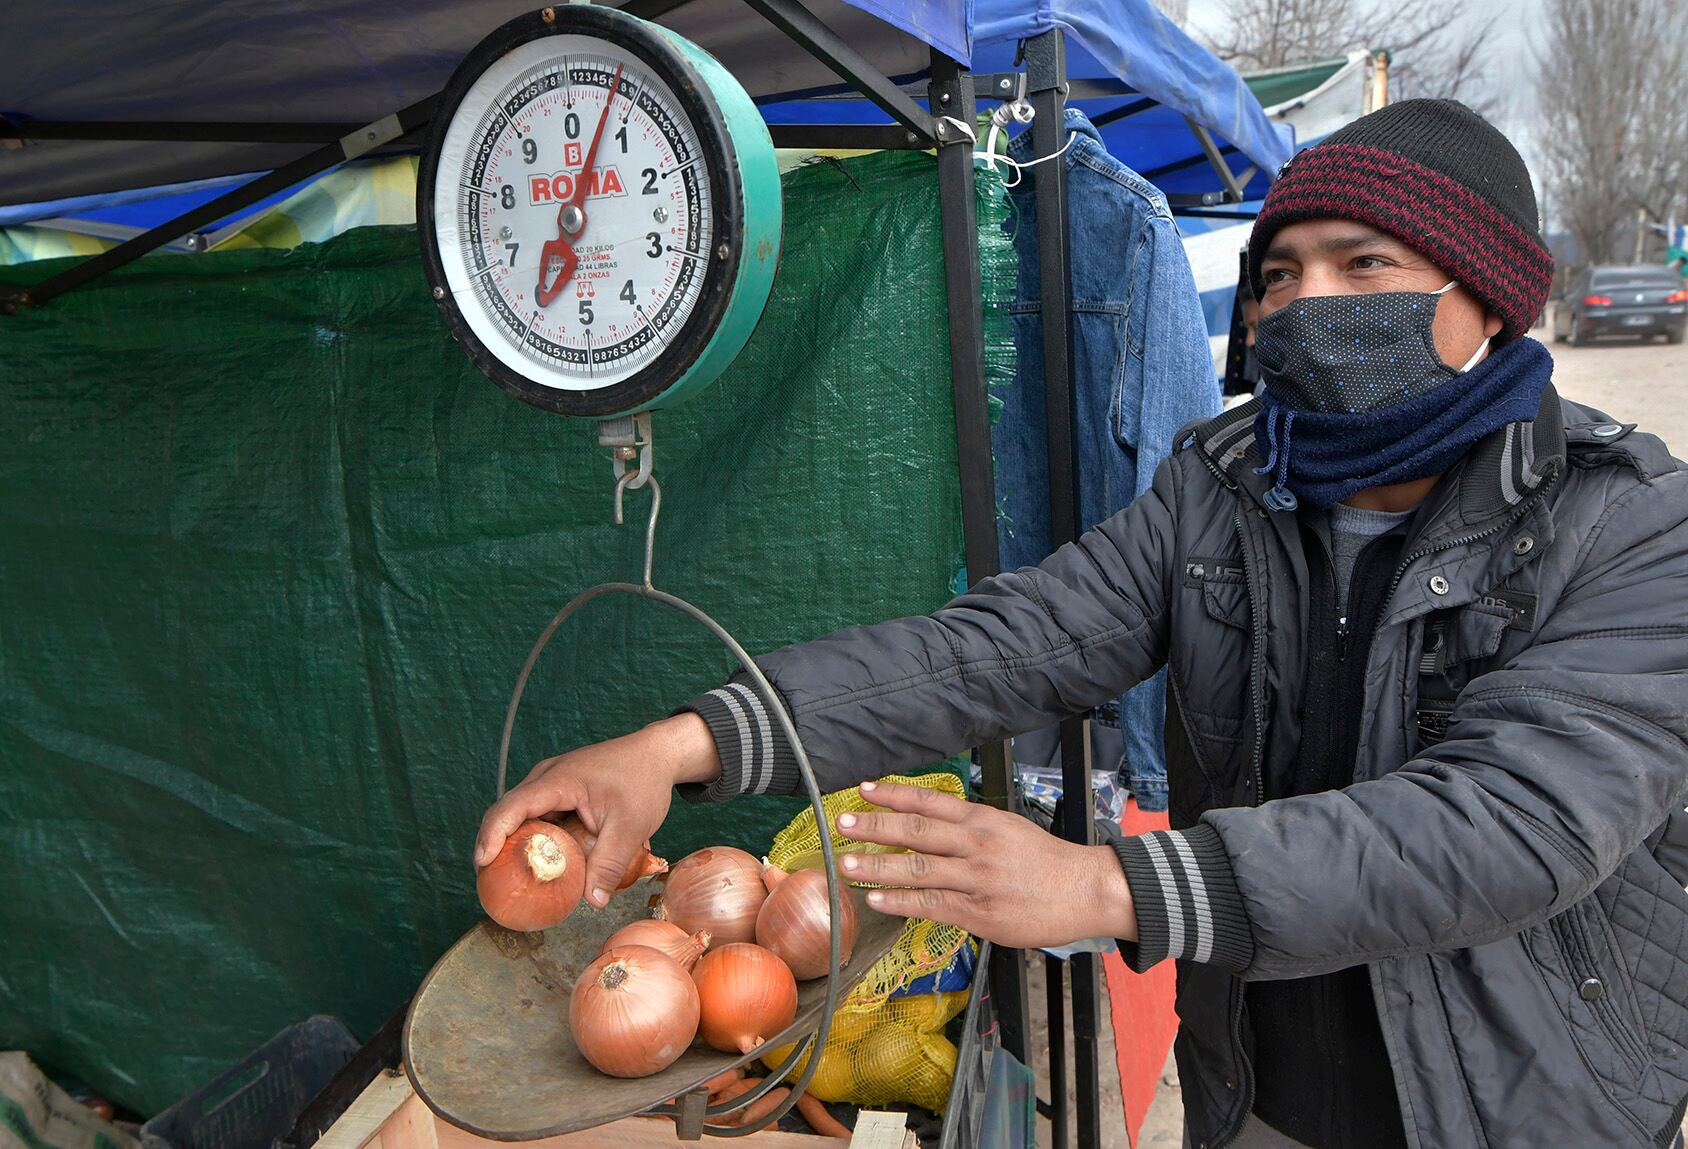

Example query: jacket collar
[1190,385,1567,524]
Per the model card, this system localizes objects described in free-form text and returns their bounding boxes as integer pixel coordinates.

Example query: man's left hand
[834,780,1138,949]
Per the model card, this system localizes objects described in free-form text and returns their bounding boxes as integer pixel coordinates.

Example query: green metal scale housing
[418,5,782,418]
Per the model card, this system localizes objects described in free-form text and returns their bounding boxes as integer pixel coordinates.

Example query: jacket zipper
[1332,533,1353,663]
[1195,439,1239,490]
[1217,514,1359,1147]
[1235,505,1268,805]
[1209,505,1269,1149]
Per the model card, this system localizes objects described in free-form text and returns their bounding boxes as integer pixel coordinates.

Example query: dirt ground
[1539,307,1688,457]
[1027,956,1131,1148]
[1127,318,1688,1147]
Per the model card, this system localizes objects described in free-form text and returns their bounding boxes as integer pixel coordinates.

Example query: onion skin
[602,919,712,970]
[756,867,859,980]
[476,820,586,932]
[693,942,798,1054]
[571,945,701,1078]
[653,846,768,945]
[553,813,669,890]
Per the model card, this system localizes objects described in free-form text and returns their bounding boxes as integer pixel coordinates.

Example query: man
[478,101,1688,1148]
[1223,251,1263,400]
[1238,288,1261,395]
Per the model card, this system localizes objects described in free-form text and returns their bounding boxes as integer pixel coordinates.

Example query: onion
[761,860,788,892]
[755,867,859,980]
[693,942,798,1054]
[476,820,586,932]
[571,944,701,1078]
[652,846,768,945]
[553,813,669,890]
[602,919,712,971]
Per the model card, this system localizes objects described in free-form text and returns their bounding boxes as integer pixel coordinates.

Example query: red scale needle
[536,62,625,308]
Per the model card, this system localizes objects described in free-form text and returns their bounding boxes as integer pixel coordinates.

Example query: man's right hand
[473,712,721,907]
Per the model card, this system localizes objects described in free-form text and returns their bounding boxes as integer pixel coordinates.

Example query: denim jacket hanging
[993,108,1219,811]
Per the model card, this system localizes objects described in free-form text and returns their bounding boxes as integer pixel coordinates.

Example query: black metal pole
[1026,43,1077,541]
[1047,953,1069,1148]
[767,123,925,150]
[0,120,364,144]
[928,49,1032,1072]
[0,96,438,313]
[1026,27,1104,1149]
[739,0,935,143]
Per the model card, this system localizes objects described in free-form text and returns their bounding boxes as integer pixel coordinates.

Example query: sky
[1178,0,1550,193]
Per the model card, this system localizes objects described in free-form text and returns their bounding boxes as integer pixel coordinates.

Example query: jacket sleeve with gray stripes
[676,454,1257,974]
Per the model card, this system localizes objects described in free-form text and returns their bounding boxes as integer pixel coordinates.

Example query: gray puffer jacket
[682,381,1688,1148]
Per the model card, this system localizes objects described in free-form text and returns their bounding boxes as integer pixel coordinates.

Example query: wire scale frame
[493,477,843,1137]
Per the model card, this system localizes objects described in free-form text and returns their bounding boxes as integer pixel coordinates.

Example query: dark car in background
[1553,265,1687,345]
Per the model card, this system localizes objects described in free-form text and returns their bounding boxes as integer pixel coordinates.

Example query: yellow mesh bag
[762,773,973,1113]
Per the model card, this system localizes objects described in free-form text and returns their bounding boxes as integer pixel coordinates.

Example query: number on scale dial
[434,36,714,391]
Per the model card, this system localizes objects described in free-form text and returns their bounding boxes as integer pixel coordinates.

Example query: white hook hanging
[981,95,1035,174]
[972,83,1077,189]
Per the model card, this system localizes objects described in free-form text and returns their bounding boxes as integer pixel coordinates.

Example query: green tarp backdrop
[0,151,1011,1116]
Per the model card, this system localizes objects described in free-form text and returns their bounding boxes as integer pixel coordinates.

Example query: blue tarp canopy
[821,0,1291,200]
[0,0,1289,228]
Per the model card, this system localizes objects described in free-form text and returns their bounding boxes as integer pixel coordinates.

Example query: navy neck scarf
[1251,336,1555,510]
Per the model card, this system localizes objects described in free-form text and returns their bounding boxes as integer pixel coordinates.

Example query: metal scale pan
[404,884,901,1140]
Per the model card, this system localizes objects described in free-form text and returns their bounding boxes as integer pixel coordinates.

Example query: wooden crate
[316,1069,917,1149]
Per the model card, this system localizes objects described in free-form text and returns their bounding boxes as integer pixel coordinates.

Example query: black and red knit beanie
[1247,99,1553,340]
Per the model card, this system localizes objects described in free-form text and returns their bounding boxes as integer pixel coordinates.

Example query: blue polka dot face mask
[1253,283,1488,414]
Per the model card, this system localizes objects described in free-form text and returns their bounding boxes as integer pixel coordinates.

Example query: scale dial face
[420,9,751,416]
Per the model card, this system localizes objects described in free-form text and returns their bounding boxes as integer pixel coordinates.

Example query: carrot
[711,1076,762,1107]
[733,1086,791,1128]
[796,1092,851,1138]
[702,1066,745,1095]
[662,1067,748,1110]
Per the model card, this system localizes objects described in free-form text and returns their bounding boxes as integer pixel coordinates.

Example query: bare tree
[1626,8,1688,261]
[1205,0,1356,71]
[1534,0,1688,266]
[1150,0,1191,25]
[1382,2,1501,115]
[1205,0,1500,113]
